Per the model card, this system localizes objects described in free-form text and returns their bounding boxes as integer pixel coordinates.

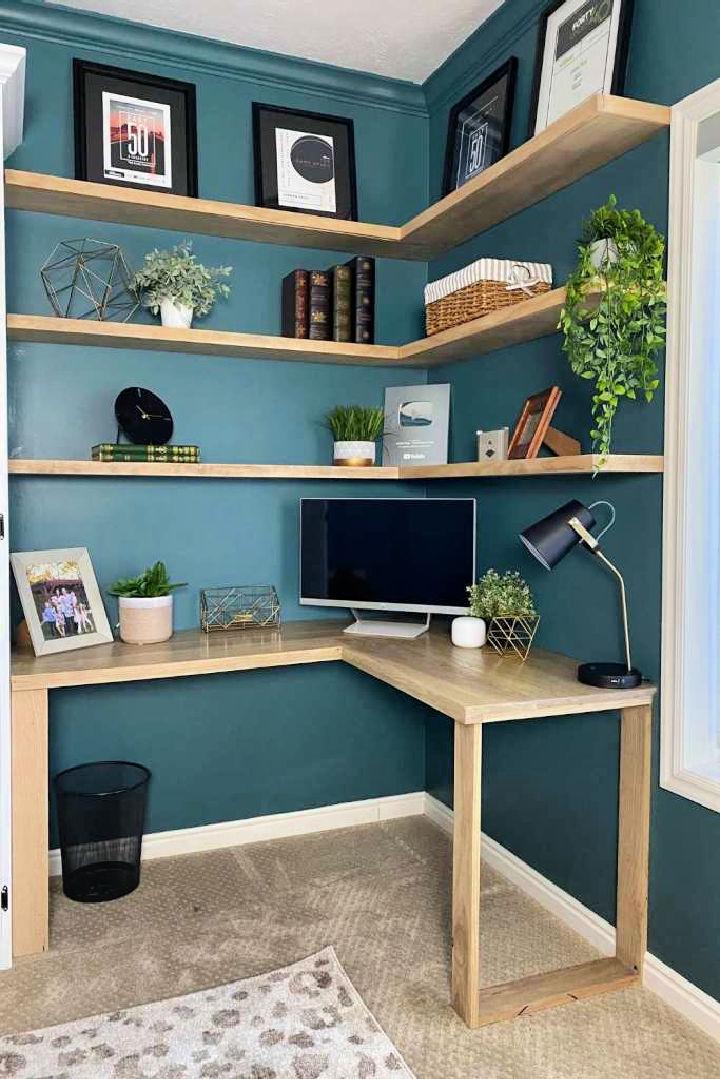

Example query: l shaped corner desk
[10,620,655,1028]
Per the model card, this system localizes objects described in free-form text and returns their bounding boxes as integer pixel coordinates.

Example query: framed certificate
[529,0,633,136]
[442,58,517,197]
[253,103,357,220]
[73,60,197,196]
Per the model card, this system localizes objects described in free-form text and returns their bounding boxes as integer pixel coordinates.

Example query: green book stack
[92,444,201,463]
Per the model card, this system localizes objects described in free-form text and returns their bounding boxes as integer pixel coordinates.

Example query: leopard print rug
[0,947,414,1078]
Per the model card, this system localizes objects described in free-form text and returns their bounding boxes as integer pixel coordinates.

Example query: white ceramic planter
[451,616,487,648]
[159,298,194,328]
[589,238,619,270]
[333,440,376,467]
[118,595,174,645]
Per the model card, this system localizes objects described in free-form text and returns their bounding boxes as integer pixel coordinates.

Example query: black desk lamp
[520,499,642,689]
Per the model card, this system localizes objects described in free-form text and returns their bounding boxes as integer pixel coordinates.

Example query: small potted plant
[467,569,539,659]
[132,241,232,328]
[560,195,666,465]
[326,405,385,466]
[109,561,186,645]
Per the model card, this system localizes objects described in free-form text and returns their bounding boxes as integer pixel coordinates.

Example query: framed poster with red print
[73,60,197,196]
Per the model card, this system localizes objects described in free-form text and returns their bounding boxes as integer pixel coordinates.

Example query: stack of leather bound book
[281,257,375,343]
[91,444,201,463]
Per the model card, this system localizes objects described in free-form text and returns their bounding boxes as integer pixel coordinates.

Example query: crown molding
[0,41,24,157]
[424,0,547,114]
[0,1,427,117]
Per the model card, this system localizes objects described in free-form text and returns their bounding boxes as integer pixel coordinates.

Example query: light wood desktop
[11,621,655,1028]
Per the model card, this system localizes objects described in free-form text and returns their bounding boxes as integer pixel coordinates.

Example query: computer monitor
[299,497,476,638]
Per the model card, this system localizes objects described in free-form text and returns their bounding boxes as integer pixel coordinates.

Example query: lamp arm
[591,548,632,673]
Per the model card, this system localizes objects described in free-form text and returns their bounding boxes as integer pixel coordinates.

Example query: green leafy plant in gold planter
[326,404,385,466]
[468,569,539,660]
[560,195,666,465]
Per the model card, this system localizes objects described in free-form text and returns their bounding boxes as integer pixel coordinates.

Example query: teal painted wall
[6,0,720,1006]
[424,0,720,1000]
[1,2,430,841]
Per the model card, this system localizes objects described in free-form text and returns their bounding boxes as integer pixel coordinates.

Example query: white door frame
[0,42,26,970]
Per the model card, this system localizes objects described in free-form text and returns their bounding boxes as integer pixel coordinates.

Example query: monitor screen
[300,498,476,615]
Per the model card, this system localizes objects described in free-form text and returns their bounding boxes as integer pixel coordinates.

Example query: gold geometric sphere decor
[40,239,139,321]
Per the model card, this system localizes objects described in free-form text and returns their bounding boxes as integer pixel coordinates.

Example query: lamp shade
[519,500,596,570]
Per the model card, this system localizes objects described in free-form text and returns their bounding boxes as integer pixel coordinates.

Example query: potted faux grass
[466,569,539,659]
[326,404,385,466]
[132,242,232,328]
[109,562,186,645]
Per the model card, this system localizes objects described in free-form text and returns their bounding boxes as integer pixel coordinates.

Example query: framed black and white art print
[253,103,357,220]
[529,0,633,136]
[73,60,198,196]
[442,57,517,197]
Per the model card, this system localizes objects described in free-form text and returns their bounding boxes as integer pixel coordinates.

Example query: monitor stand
[344,610,431,639]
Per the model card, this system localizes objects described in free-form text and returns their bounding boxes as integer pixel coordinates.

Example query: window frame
[661,77,720,813]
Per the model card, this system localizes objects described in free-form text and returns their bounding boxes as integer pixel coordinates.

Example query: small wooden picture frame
[508,386,562,459]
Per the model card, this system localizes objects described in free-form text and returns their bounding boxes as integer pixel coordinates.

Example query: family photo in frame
[11,547,114,657]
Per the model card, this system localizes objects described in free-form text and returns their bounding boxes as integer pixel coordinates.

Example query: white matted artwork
[275,128,336,213]
[383,383,450,466]
[533,0,627,134]
[11,547,114,656]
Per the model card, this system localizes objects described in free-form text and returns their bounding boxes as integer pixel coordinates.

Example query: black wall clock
[115,387,174,445]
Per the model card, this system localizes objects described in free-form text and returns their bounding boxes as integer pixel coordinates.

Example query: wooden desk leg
[616,703,652,975]
[11,688,49,957]
[451,722,482,1027]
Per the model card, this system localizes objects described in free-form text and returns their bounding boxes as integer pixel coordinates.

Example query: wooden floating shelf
[8,455,664,480]
[7,287,585,368]
[405,455,664,478]
[5,96,670,261]
[6,313,402,367]
[402,95,670,258]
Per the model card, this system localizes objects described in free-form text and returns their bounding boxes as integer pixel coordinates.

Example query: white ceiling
[53,0,505,83]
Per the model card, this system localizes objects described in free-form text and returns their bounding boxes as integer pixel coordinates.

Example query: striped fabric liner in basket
[424,258,552,336]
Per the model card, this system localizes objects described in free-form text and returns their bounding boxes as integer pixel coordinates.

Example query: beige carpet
[0,816,718,1078]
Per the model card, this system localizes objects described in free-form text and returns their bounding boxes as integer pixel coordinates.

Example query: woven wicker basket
[425,259,552,337]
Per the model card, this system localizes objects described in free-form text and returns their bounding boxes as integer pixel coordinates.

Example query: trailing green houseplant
[132,242,232,328]
[326,405,385,466]
[559,195,666,464]
[109,562,186,646]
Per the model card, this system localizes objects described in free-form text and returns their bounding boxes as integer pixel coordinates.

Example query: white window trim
[661,77,720,813]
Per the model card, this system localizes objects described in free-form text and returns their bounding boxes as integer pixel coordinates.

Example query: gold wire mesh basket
[200,585,280,633]
[485,615,540,661]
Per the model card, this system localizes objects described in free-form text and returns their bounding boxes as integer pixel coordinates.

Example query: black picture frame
[252,102,357,220]
[73,59,198,197]
[528,0,634,138]
[442,57,518,198]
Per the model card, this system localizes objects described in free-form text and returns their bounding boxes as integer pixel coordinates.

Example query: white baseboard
[47,791,426,878]
[424,794,720,1043]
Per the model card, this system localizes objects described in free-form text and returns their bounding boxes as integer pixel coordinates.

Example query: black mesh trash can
[54,761,151,903]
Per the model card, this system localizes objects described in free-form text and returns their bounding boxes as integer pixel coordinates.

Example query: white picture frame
[11,547,114,657]
[530,0,631,135]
